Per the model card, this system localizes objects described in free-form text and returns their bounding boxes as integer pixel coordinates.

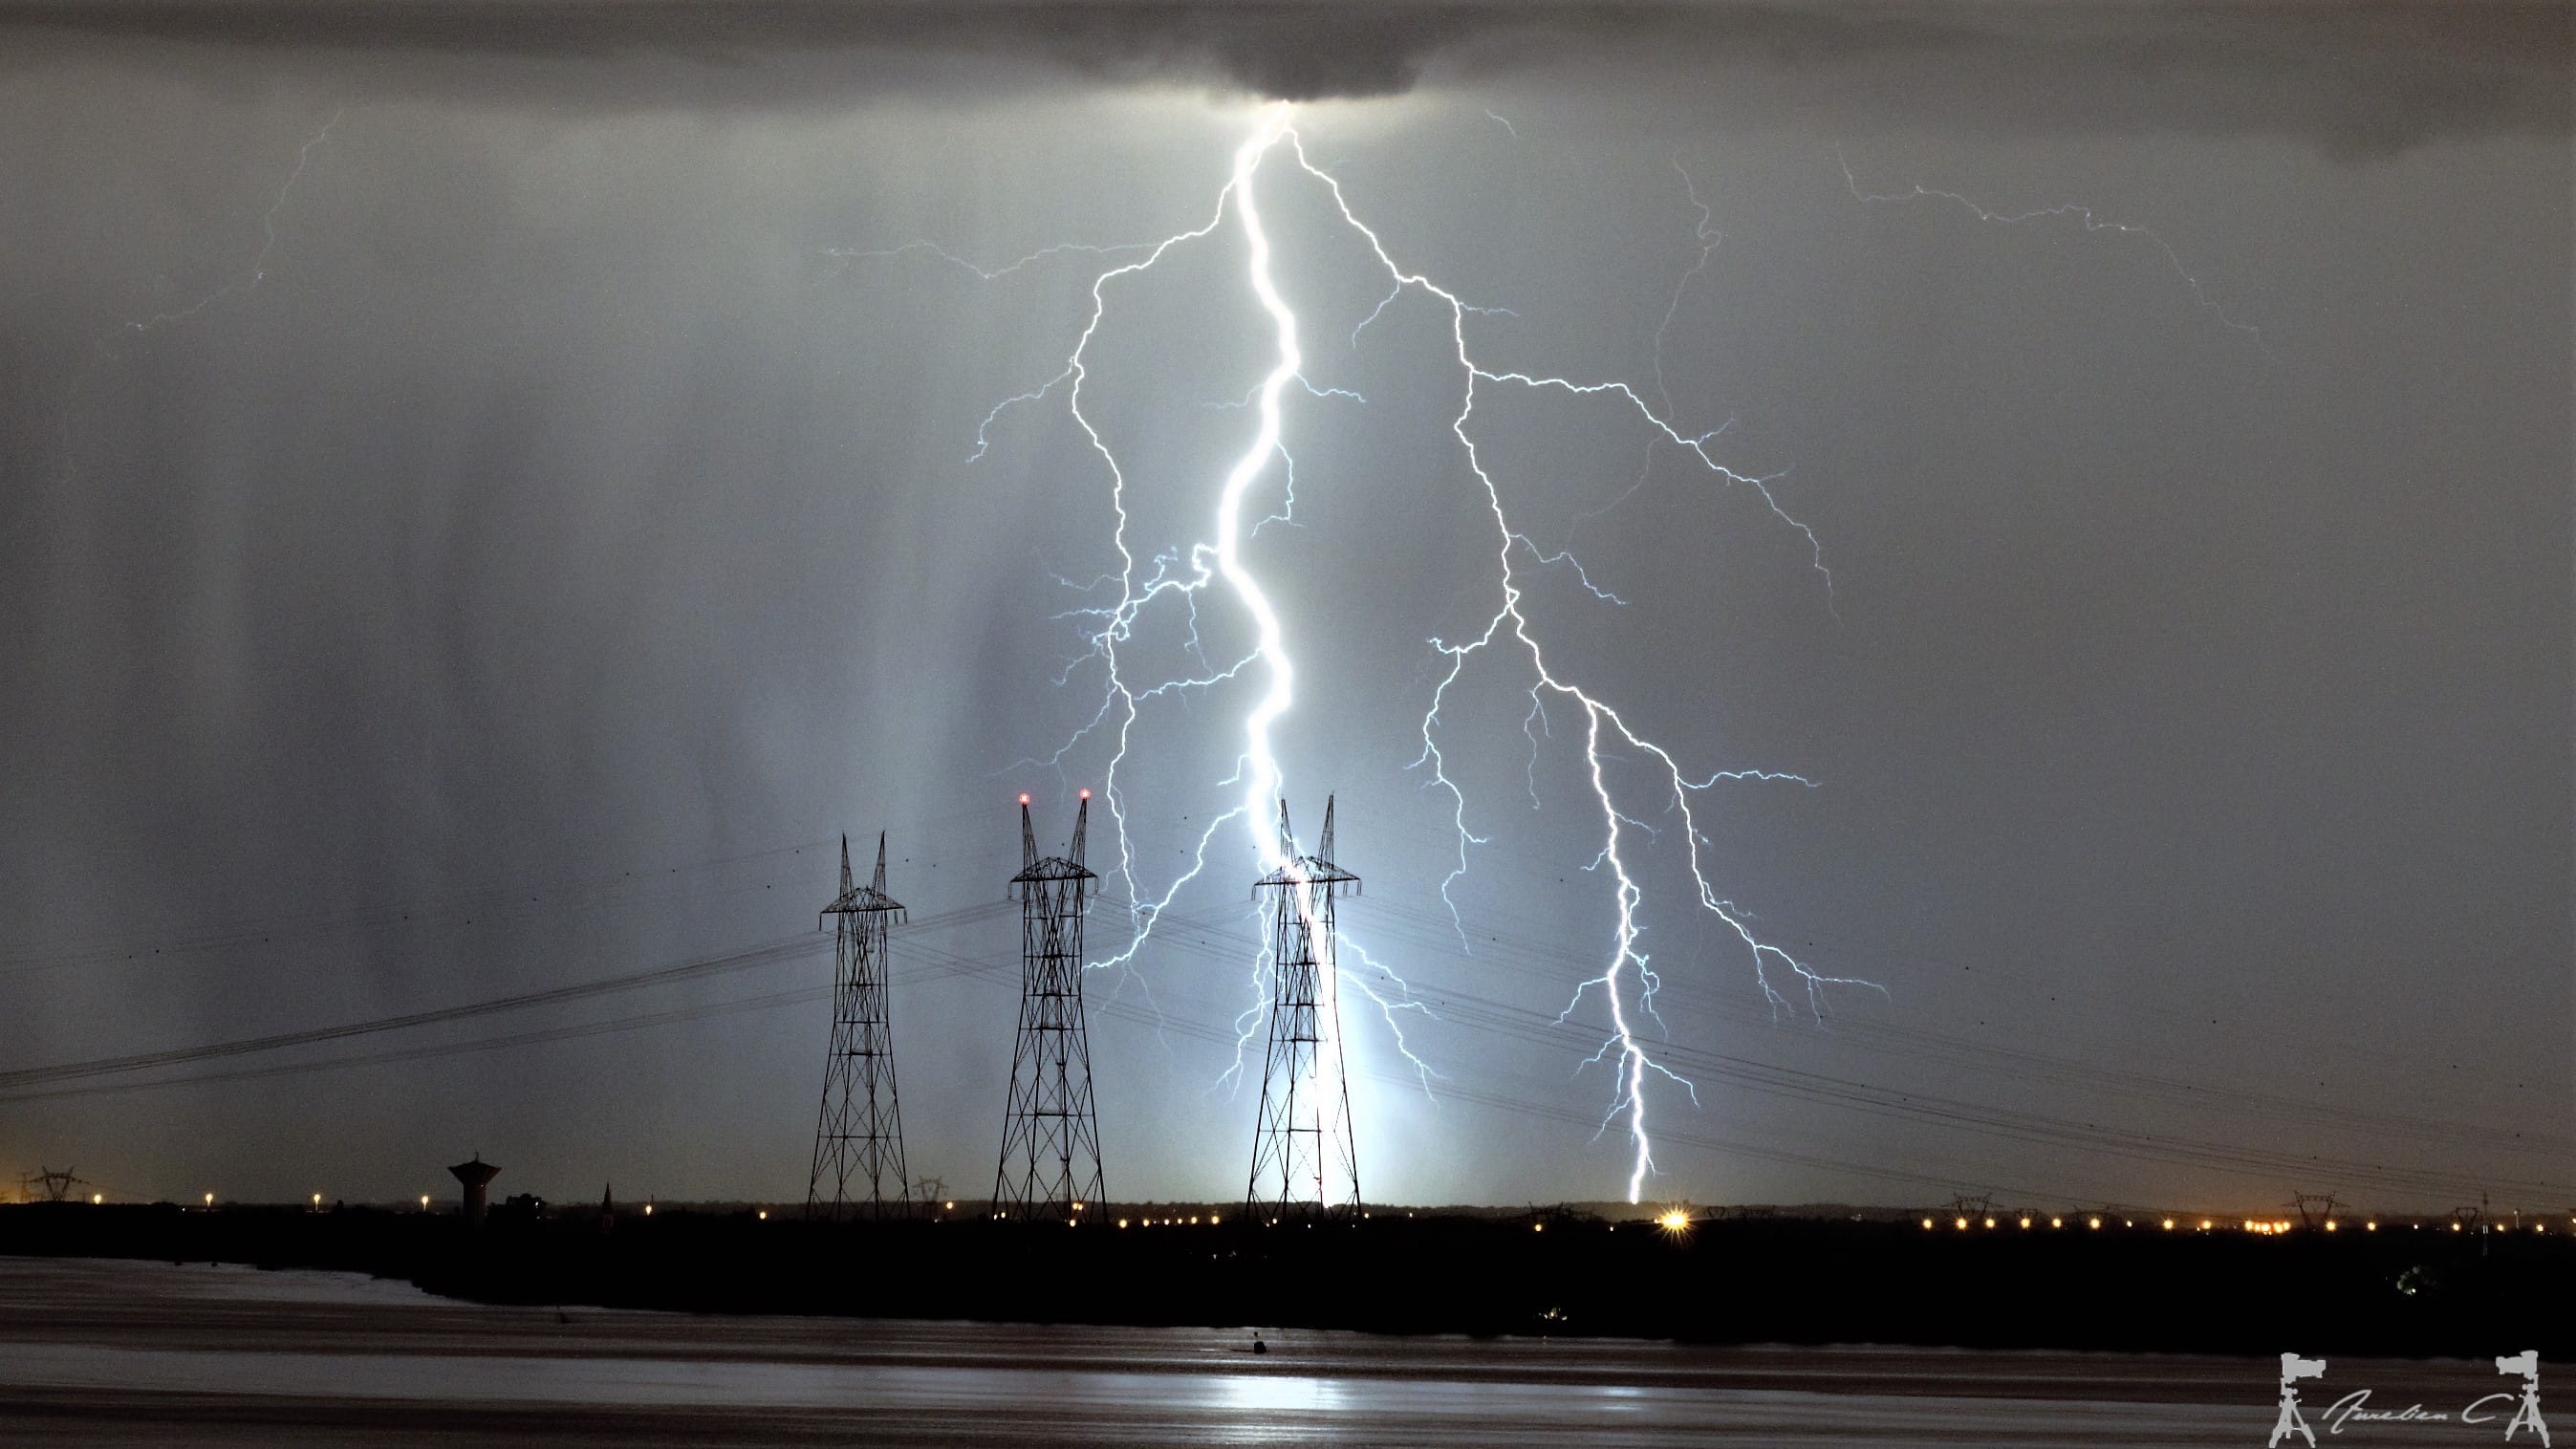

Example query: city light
[2088,1217,2102,1229]
[1657,1208,1693,1235]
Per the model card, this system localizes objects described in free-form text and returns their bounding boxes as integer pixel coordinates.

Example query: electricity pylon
[807,833,910,1220]
[992,792,1106,1223]
[1246,796,1362,1222]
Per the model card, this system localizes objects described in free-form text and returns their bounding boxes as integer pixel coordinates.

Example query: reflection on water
[1208,1370,1351,1416]
[0,1256,2483,1446]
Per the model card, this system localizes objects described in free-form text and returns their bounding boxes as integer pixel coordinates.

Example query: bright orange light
[2049,1218,2063,1229]
[90,1193,101,1205]
[1657,1209,1692,1234]
[2088,1217,2102,1229]
[1921,1218,1936,1230]
[1983,1217,1996,1229]
[2162,1219,2176,1230]
[1955,1217,1968,1230]
[757,1210,768,1221]
[2018,1217,2031,1229]
[2366,1222,2377,1231]
[2199,1220,2213,1231]
[2325,1221,2338,1232]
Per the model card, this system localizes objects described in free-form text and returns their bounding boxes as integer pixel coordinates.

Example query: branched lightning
[54,110,345,482]
[821,237,1153,283]
[118,110,344,340]
[913,101,1872,1203]
[1836,147,2267,349]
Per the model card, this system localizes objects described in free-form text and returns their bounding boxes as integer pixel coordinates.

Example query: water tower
[448,1155,499,1225]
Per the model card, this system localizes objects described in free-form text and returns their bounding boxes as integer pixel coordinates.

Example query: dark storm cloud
[0,2,2565,152]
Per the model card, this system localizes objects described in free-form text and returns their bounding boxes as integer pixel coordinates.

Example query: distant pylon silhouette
[1247,796,1362,1222]
[807,833,910,1220]
[992,792,1106,1223]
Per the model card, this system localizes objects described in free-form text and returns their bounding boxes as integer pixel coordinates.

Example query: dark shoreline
[6,1202,2565,1359]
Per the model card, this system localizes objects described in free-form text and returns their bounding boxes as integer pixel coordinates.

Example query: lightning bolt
[54,110,345,483]
[920,101,1869,1203]
[1835,146,2267,349]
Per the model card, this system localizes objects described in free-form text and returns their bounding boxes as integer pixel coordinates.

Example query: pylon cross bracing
[992,795,1107,1222]
[1247,795,1362,1221]
[808,832,911,1221]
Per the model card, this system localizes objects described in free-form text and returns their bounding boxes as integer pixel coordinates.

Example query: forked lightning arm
[932,103,1869,1202]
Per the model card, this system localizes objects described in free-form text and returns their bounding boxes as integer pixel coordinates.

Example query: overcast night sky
[0,2,2565,1215]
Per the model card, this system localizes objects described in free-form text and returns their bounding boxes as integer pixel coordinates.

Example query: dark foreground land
[4,1202,2567,1359]
[16,1253,2494,1448]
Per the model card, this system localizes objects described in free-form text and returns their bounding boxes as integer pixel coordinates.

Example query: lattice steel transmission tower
[1247,796,1362,1222]
[807,833,910,1221]
[991,792,1106,1222]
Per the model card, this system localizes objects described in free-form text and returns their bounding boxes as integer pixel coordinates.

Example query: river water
[0,1256,2517,1445]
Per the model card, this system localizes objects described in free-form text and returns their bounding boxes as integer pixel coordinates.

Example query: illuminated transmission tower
[807,833,910,1220]
[1246,796,1362,1222]
[992,791,1106,1222]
